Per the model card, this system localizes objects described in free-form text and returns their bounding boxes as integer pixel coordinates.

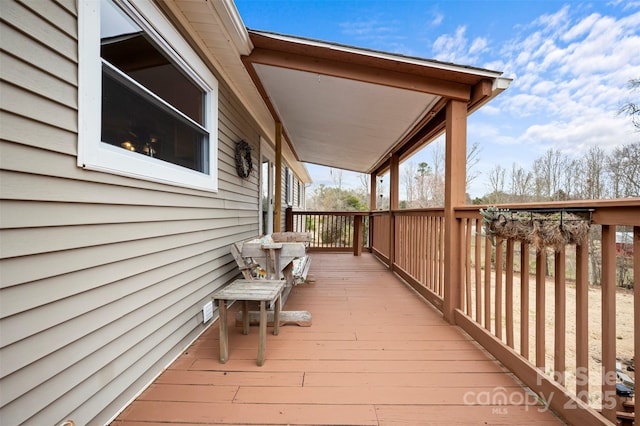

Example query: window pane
[101,67,208,173]
[100,0,207,172]
[101,34,204,125]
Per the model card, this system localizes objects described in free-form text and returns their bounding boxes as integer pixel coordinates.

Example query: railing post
[353,214,362,256]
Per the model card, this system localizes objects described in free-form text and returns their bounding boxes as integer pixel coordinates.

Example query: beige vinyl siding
[0,1,261,424]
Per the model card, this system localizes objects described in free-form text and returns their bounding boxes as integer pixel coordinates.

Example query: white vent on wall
[202,301,213,323]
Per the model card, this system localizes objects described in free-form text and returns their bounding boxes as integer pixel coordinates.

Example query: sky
[234,0,640,198]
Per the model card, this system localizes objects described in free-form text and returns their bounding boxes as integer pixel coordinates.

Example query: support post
[389,154,399,271]
[274,122,283,232]
[368,173,377,252]
[443,99,467,324]
[370,173,377,211]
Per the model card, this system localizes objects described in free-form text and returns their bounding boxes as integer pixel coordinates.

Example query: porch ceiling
[243,30,510,174]
[250,63,440,173]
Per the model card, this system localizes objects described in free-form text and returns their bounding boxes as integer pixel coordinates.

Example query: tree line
[306,140,640,211]
[476,142,640,205]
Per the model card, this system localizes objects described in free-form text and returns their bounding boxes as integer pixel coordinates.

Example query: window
[285,167,293,206]
[78,0,218,191]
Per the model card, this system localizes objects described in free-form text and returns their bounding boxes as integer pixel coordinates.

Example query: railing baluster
[425,216,431,291]
[495,238,503,340]
[634,226,639,426]
[520,242,530,359]
[484,235,492,332]
[440,217,445,297]
[466,219,473,315]
[436,216,440,295]
[575,242,589,403]
[420,216,426,284]
[475,218,482,324]
[536,248,546,370]
[554,246,566,387]
[506,238,514,348]
[601,225,616,423]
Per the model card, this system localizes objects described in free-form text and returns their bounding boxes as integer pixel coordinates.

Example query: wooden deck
[112,253,565,425]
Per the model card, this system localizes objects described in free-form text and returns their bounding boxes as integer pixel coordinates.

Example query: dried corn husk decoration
[479,207,590,251]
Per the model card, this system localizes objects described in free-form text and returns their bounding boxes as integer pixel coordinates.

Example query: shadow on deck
[112,252,565,425]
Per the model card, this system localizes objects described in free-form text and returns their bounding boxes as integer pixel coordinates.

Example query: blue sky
[235,0,640,198]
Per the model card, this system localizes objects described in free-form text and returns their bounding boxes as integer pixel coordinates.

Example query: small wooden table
[212,279,285,366]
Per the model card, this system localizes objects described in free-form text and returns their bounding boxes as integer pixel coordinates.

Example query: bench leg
[242,300,249,335]
[218,300,228,363]
[273,295,281,336]
[257,300,266,366]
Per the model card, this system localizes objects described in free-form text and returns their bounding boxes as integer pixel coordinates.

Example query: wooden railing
[370,212,391,262]
[455,200,639,426]
[288,200,639,425]
[389,209,446,310]
[286,209,369,255]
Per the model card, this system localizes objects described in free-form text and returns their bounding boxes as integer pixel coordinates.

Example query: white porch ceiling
[253,64,440,173]
[167,0,510,180]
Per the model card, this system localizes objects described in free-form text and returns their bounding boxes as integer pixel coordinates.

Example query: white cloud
[431,11,444,26]
[338,17,414,55]
[517,114,634,156]
[532,5,571,36]
[561,13,600,41]
[492,4,640,158]
[432,25,492,65]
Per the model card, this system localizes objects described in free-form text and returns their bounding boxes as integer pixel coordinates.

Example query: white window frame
[285,167,293,206]
[78,0,219,192]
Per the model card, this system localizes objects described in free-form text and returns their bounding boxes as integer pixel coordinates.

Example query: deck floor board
[112,252,565,425]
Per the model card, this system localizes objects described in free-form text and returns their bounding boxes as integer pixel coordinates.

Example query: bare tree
[487,164,507,203]
[619,78,640,130]
[510,163,533,201]
[358,173,370,197]
[401,162,417,207]
[608,142,640,197]
[466,142,482,191]
[431,141,445,206]
[330,168,343,189]
[533,149,567,200]
[578,146,607,199]
[562,158,581,199]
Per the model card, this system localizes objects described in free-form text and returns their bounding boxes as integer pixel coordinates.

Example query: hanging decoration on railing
[479,206,592,251]
[234,140,253,179]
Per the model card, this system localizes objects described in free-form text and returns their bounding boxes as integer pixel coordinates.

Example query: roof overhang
[243,30,511,174]
[165,0,510,179]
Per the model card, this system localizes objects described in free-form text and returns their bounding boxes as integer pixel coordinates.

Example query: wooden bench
[229,234,313,327]
[212,279,285,366]
[272,232,314,285]
[230,234,313,304]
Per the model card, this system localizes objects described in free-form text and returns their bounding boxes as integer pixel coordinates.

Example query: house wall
[0,1,264,424]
